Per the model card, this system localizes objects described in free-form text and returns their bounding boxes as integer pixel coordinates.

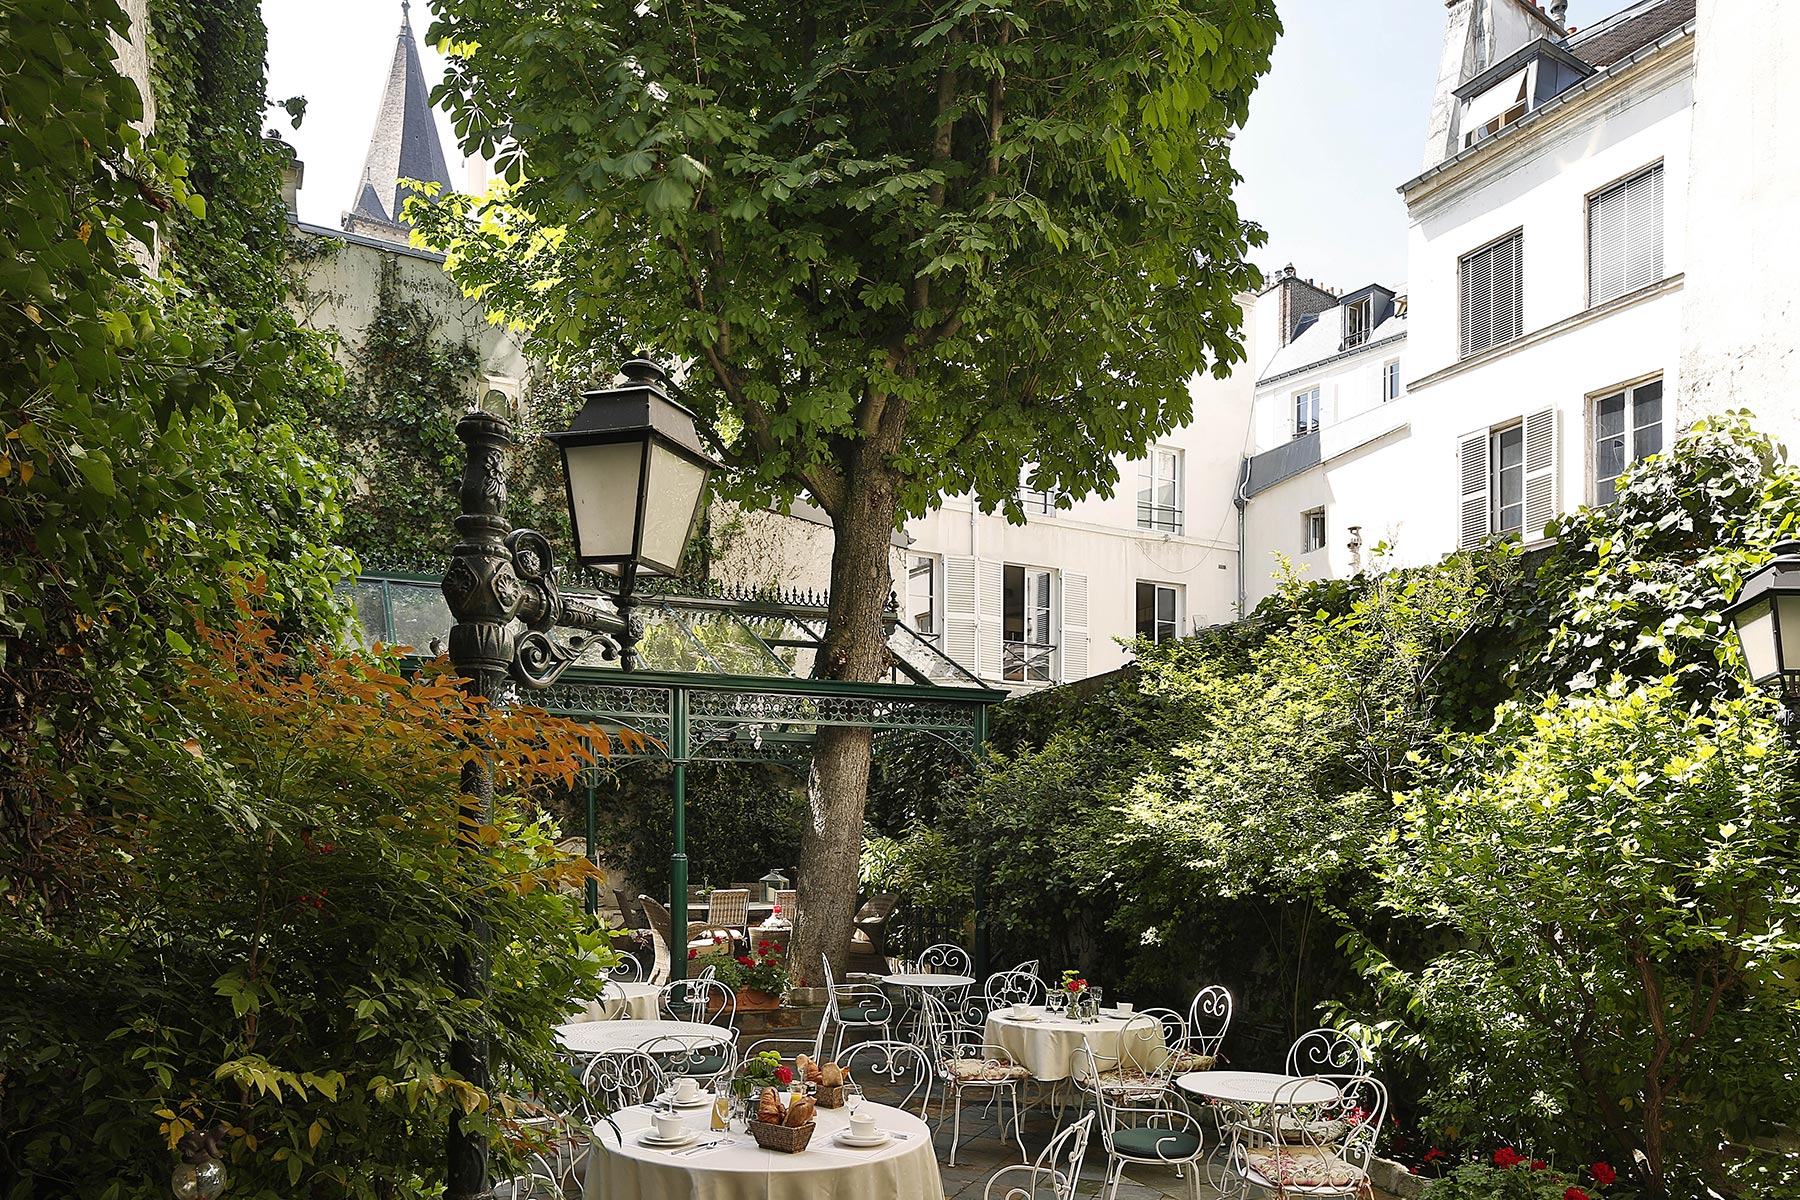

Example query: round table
[1174,1069,1338,1106]
[983,1007,1167,1082]
[567,982,661,1023]
[585,1100,939,1200]
[557,1020,729,1056]
[880,972,975,991]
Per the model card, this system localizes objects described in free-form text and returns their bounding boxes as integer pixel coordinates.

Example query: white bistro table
[881,971,975,992]
[1174,1069,1338,1107]
[983,1007,1166,1082]
[584,1100,939,1200]
[566,982,662,1023]
[556,1019,728,1057]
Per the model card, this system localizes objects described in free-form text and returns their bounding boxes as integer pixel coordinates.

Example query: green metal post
[584,742,599,918]
[971,703,991,973]
[670,688,689,983]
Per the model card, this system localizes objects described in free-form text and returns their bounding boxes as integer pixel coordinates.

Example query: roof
[1569,0,1697,68]
[1453,37,1594,100]
[348,5,454,229]
[1257,302,1406,386]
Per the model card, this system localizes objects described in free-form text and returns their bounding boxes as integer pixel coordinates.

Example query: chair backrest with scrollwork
[918,943,973,978]
[659,977,736,1028]
[577,1049,664,1121]
[982,969,1045,1009]
[1187,985,1232,1057]
[840,1039,934,1117]
[606,954,644,984]
[1285,1026,1370,1077]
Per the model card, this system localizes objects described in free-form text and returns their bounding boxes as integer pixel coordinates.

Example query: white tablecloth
[1174,1069,1338,1106]
[557,1020,728,1056]
[585,1100,939,1200]
[984,1007,1167,1082]
[567,982,661,1023]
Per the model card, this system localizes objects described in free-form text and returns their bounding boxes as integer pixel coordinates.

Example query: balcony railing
[1340,327,1371,351]
[1018,487,1062,516]
[1003,639,1055,683]
[1137,501,1183,533]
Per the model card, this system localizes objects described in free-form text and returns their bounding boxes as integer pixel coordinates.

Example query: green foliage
[2,617,614,1198]
[585,762,807,896]
[1426,1156,1620,1200]
[1382,681,1800,1194]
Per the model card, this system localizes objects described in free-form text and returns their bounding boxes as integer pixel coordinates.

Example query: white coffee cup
[1010,1002,1031,1019]
[674,1077,701,1102]
[653,1111,684,1140]
[1114,1001,1134,1015]
[849,1111,879,1139]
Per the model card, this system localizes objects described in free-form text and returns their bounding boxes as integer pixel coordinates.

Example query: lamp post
[440,358,715,1200]
[1724,539,1800,723]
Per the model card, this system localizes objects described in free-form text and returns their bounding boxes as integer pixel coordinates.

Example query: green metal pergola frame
[348,573,1006,979]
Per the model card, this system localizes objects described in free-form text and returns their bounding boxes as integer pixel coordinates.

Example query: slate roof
[1257,303,1406,386]
[347,5,454,230]
[1568,0,1697,68]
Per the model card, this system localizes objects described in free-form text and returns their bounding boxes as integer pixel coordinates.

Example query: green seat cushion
[1112,1127,1202,1160]
[841,1004,888,1023]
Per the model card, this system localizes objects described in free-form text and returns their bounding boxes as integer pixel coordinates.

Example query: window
[1002,565,1054,682]
[1302,508,1327,553]
[1135,582,1178,644]
[1490,423,1525,535]
[1018,463,1062,516]
[1343,296,1373,349]
[1383,359,1401,402]
[1460,231,1523,358]
[907,554,939,641]
[1136,448,1183,533]
[1593,379,1664,504]
[1293,388,1321,438]
[1588,163,1664,305]
[1462,68,1529,148]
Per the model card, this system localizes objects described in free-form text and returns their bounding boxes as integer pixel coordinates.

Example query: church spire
[342,2,454,242]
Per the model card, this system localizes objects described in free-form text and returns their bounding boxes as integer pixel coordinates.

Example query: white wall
[1678,0,1800,445]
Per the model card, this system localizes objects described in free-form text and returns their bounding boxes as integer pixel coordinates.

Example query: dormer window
[1462,69,1528,148]
[1343,296,1373,349]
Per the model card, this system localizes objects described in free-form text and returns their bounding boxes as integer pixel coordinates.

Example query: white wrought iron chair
[1229,1074,1387,1200]
[983,1112,1096,1200]
[820,953,894,1059]
[1067,1012,1182,1115]
[919,942,975,979]
[576,1048,666,1125]
[658,976,738,1033]
[982,968,1046,1010]
[638,1030,736,1091]
[1285,1027,1371,1077]
[1179,984,1232,1071]
[1076,1038,1209,1200]
[919,991,1030,1167]
[840,1039,935,1118]
[596,978,634,1020]
[606,953,645,984]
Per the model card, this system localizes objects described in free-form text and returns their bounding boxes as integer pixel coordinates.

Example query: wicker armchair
[638,894,733,986]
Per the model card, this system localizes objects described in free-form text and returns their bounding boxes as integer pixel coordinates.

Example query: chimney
[1549,1,1568,25]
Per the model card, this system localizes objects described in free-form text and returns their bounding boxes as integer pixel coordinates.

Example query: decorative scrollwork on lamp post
[439,359,717,1200]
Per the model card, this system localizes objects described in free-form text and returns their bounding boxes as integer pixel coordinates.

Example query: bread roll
[783,1096,815,1127]
[756,1087,782,1124]
[818,1063,843,1087]
[796,1054,821,1083]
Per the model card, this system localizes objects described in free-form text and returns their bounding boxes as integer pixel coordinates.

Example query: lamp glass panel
[639,444,710,573]
[1779,593,1800,683]
[1733,599,1777,684]
[562,441,645,565]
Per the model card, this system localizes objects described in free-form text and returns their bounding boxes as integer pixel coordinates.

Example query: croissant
[796,1054,822,1083]
[783,1096,816,1127]
[756,1087,782,1125]
[818,1063,843,1087]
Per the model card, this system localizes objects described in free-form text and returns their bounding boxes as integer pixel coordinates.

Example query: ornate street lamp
[1724,539,1800,715]
[439,358,715,1200]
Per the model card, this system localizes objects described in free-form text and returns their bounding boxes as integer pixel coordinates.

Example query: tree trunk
[789,455,900,987]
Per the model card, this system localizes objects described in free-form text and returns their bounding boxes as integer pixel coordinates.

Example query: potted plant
[712,943,790,1010]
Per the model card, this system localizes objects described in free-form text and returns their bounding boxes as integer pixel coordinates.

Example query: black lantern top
[545,359,717,577]
[1723,539,1800,701]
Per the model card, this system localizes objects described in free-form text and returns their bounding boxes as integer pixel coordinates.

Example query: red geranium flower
[774,1065,793,1084]
[1532,1159,1547,1170]
[688,949,698,959]
[737,956,753,966]
[1565,1188,1590,1200]
[1590,1163,1615,1187]
[1494,1147,1525,1168]
[1422,1148,1445,1164]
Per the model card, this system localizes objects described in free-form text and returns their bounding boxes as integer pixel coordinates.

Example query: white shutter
[1458,429,1491,550]
[1589,164,1663,303]
[1060,572,1088,682]
[944,555,979,670]
[1460,233,1522,356]
[1462,68,1528,137]
[1522,407,1560,538]
[978,559,1005,680]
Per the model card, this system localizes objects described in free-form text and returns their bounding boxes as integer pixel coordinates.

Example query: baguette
[783,1096,816,1127]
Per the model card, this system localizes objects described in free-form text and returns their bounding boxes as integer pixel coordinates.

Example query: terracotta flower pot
[731,988,784,1012]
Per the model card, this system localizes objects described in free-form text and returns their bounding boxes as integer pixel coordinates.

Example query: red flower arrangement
[1590,1164,1615,1187]
[1565,1189,1590,1200]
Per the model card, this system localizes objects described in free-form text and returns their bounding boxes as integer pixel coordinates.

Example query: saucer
[665,1093,713,1110]
[638,1129,699,1148]
[1006,1013,1040,1022]
[834,1129,891,1148]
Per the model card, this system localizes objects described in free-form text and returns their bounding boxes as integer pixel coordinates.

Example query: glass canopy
[344,574,1000,763]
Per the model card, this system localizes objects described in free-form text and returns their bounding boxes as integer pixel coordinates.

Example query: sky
[259,1,1524,290]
